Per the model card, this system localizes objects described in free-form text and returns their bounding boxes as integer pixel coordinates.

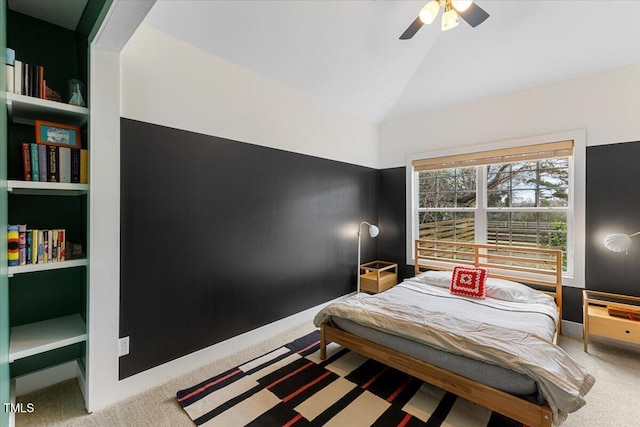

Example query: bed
[314,240,594,427]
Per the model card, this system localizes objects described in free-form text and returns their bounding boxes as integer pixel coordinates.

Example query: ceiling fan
[400,0,489,39]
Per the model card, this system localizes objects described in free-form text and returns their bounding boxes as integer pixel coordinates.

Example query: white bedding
[313,279,594,425]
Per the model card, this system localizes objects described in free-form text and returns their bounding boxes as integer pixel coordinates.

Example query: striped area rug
[177,331,524,427]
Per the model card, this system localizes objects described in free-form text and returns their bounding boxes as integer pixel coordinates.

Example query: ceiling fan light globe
[419,1,440,25]
[604,233,632,252]
[452,0,473,12]
[441,8,459,31]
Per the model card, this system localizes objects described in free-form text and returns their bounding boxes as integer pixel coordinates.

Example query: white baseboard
[76,361,87,402]
[113,294,350,406]
[561,319,582,337]
[9,380,16,427]
[14,360,81,396]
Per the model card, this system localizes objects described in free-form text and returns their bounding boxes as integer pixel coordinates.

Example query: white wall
[86,21,379,413]
[383,63,640,289]
[380,63,640,168]
[120,25,379,169]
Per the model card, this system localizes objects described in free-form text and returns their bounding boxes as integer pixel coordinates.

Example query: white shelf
[8,259,87,277]
[8,314,87,363]
[6,92,88,126]
[7,180,88,196]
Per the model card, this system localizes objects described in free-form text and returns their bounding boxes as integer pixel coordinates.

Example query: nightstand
[359,261,398,294]
[583,290,640,352]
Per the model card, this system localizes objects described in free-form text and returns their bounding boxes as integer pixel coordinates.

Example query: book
[80,149,88,184]
[58,229,65,261]
[59,146,71,183]
[37,230,44,263]
[18,224,27,266]
[608,303,640,321]
[21,142,32,181]
[14,60,22,95]
[30,143,39,181]
[38,144,47,182]
[6,64,14,94]
[71,148,81,183]
[7,225,19,267]
[26,229,32,264]
[37,65,44,99]
[47,145,59,182]
[5,48,14,94]
[46,230,53,262]
[30,230,38,264]
[52,229,59,262]
[23,63,29,96]
[41,230,51,263]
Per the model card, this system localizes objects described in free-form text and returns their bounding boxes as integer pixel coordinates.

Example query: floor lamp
[357,221,379,294]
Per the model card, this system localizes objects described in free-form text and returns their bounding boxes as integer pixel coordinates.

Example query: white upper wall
[379,63,640,168]
[120,25,379,169]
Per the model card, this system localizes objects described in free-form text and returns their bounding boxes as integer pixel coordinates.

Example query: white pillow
[486,277,554,304]
[414,269,554,304]
[413,270,451,288]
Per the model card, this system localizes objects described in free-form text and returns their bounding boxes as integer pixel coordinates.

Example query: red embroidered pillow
[450,266,488,298]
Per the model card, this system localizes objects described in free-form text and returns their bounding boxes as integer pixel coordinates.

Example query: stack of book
[5,47,49,99]
[21,142,88,183]
[7,225,67,266]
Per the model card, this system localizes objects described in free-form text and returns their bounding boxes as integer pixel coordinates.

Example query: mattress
[332,316,545,404]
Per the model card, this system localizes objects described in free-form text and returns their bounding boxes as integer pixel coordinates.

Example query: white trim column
[86,46,121,412]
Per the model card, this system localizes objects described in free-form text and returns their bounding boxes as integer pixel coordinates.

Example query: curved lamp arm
[357,222,379,294]
[604,231,640,253]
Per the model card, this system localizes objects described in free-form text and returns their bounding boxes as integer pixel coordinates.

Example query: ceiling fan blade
[399,16,423,40]
[458,3,489,28]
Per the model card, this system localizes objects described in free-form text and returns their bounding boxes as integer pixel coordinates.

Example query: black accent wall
[379,167,413,280]
[120,118,639,377]
[586,141,640,298]
[120,119,379,378]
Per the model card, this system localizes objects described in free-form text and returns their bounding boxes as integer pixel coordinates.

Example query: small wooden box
[360,261,398,294]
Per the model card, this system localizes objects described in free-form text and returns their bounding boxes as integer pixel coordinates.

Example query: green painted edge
[88,0,114,43]
[1,0,11,422]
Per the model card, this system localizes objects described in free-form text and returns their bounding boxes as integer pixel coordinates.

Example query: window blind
[412,140,574,172]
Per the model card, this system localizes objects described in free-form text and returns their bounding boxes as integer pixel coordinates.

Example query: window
[417,167,476,242]
[409,138,579,279]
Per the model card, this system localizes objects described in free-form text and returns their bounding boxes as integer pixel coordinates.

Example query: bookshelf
[7,92,88,126]
[7,180,88,196]
[8,259,87,277]
[8,314,86,363]
[1,1,105,420]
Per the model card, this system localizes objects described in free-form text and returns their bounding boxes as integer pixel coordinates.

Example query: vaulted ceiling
[144,0,640,124]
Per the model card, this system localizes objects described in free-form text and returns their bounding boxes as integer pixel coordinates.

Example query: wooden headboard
[414,239,563,323]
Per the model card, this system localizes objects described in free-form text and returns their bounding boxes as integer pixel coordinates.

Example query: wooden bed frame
[320,239,563,427]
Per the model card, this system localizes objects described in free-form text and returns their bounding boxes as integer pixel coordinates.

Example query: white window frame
[406,130,586,288]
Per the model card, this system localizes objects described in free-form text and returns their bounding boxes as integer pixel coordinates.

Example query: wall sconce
[603,231,640,253]
[357,222,379,294]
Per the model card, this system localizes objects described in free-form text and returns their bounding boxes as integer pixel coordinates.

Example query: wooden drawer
[588,307,640,345]
[360,271,397,293]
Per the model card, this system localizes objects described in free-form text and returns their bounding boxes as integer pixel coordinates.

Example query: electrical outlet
[118,336,130,357]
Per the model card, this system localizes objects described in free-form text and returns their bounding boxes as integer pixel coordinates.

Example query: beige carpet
[15,325,640,427]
